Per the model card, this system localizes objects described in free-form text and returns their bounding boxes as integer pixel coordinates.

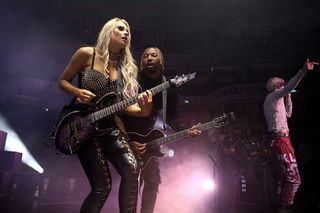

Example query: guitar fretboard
[147,114,230,149]
[88,81,171,123]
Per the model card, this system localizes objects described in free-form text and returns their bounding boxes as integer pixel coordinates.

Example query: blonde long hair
[95,17,139,98]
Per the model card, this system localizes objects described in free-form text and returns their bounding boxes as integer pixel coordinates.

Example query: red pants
[271,136,301,207]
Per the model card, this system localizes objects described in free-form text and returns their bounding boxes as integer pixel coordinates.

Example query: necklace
[108,49,120,65]
[109,49,121,58]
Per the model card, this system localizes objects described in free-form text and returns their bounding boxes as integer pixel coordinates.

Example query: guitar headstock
[212,112,236,128]
[169,72,196,88]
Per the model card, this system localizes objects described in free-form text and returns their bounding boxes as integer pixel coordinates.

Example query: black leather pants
[77,129,139,213]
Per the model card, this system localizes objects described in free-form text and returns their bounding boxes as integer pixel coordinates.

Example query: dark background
[0,0,319,212]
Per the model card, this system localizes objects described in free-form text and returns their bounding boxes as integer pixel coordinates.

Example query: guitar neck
[90,81,171,122]
[147,116,229,149]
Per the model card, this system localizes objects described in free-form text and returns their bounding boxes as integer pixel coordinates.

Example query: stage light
[201,178,215,191]
[160,145,174,158]
[0,113,44,173]
[184,171,217,195]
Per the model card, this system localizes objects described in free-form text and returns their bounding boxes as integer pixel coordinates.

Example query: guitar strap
[162,75,167,130]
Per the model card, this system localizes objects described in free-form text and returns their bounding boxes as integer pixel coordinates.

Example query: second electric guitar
[128,112,235,170]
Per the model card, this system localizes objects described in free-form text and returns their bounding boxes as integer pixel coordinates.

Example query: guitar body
[54,93,118,155]
[128,130,166,169]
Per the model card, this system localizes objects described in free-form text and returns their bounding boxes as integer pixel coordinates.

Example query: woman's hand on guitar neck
[138,90,153,117]
[130,141,146,155]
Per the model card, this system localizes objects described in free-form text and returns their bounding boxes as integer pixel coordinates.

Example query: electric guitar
[128,112,235,170]
[54,72,196,155]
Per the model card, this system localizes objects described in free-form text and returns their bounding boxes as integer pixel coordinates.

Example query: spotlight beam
[0,113,44,173]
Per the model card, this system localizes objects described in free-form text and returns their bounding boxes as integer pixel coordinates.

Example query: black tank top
[78,48,119,100]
